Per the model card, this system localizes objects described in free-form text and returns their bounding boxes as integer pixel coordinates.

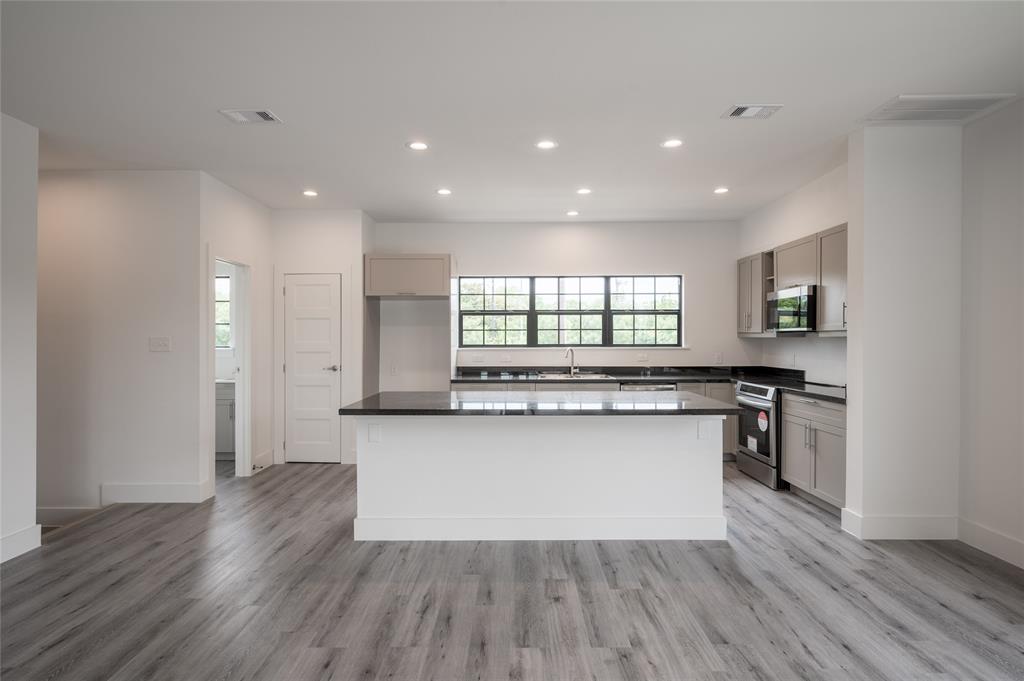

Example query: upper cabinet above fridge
[364,253,452,297]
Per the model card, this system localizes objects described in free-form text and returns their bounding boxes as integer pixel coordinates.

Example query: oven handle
[736,395,774,410]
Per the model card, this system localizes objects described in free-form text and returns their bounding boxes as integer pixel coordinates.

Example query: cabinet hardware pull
[804,423,809,447]
[794,397,817,404]
[842,301,847,327]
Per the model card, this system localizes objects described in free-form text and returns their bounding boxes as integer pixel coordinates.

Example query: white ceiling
[3,1,1021,223]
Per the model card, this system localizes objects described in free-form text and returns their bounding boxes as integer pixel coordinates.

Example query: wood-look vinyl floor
[3,463,1023,681]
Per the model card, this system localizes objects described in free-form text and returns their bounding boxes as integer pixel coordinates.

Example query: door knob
[323,365,340,372]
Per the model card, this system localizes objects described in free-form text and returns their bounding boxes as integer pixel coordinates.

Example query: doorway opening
[214,259,252,481]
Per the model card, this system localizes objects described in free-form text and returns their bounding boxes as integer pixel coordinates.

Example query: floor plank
[3,463,1023,681]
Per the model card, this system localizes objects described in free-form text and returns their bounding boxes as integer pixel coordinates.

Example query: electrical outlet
[390,364,398,376]
[148,336,171,352]
[636,352,649,362]
[713,352,724,365]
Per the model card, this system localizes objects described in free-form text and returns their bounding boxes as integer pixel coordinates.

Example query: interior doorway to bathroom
[214,259,252,481]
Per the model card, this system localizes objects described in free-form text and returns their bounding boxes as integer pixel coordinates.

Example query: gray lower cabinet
[809,422,846,507]
[451,382,514,391]
[781,394,846,507]
[532,382,619,392]
[781,414,812,491]
[706,382,738,455]
[676,382,707,395]
[215,383,235,455]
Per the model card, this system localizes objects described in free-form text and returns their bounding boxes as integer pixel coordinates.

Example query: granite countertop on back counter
[339,390,743,416]
[450,366,734,385]
[450,366,847,404]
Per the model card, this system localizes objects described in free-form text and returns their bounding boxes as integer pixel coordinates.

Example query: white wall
[740,163,848,385]
[373,221,762,380]
[271,209,370,463]
[844,125,963,540]
[200,173,275,476]
[37,171,205,513]
[1,114,41,561]
[959,100,1024,567]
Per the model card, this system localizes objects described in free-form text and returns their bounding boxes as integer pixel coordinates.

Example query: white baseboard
[841,508,957,539]
[354,516,728,541]
[253,449,273,470]
[37,507,100,526]
[101,481,208,504]
[958,518,1024,569]
[1,524,41,562]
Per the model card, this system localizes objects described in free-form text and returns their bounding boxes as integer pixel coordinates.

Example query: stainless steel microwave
[767,285,817,332]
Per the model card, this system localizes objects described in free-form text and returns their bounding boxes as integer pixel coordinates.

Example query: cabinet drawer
[782,393,846,428]
[452,382,508,391]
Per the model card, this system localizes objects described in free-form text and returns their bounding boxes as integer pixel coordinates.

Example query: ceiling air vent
[866,94,1016,123]
[722,105,783,120]
[218,109,282,124]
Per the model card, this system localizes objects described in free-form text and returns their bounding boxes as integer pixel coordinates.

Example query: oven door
[736,395,776,466]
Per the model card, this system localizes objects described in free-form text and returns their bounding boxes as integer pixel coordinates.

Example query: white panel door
[285,274,342,463]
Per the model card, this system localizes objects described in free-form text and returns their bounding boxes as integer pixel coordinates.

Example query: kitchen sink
[536,372,616,380]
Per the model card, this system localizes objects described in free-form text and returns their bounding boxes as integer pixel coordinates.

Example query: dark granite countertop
[339,390,743,416]
[734,375,847,404]
[450,367,733,384]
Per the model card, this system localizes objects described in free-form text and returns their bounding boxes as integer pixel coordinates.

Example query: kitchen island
[339,390,742,541]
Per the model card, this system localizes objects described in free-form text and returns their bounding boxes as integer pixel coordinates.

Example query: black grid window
[458,275,682,347]
[215,276,231,348]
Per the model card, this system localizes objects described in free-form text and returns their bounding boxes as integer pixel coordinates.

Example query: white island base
[354,415,726,541]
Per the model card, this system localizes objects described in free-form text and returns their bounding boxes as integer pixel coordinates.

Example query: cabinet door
[781,414,811,491]
[707,382,738,455]
[817,225,847,332]
[216,399,234,453]
[737,257,751,332]
[775,236,817,290]
[811,422,846,507]
[676,382,707,396]
[364,254,451,296]
[749,254,764,333]
[452,382,508,391]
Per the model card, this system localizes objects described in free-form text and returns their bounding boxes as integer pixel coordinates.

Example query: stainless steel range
[734,381,783,489]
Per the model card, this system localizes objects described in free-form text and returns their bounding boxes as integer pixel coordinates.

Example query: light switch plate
[149,336,172,352]
[713,352,724,365]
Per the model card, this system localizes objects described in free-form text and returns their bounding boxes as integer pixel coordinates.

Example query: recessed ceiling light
[661,138,684,148]
[714,186,729,194]
[302,189,318,197]
[576,188,592,195]
[566,210,579,217]
[437,188,452,196]
[536,140,558,150]
[407,141,429,151]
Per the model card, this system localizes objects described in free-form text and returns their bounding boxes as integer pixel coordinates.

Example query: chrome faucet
[564,347,578,376]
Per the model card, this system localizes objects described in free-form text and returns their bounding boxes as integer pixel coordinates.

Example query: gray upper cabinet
[737,254,765,334]
[817,224,848,333]
[774,235,817,290]
[365,253,451,297]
